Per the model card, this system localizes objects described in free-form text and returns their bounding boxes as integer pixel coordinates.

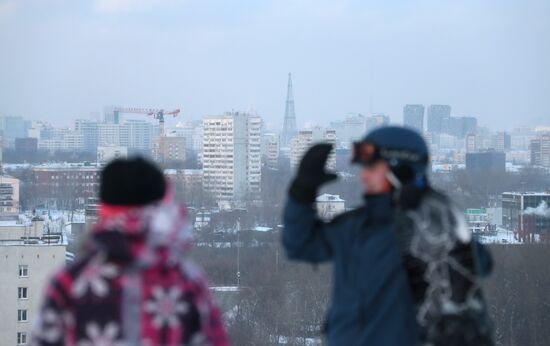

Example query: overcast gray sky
[1,0,549,130]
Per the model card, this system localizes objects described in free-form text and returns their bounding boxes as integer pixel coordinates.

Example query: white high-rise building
[125,120,157,152]
[75,119,99,153]
[202,112,262,203]
[261,133,280,168]
[403,105,425,133]
[530,133,550,167]
[98,123,123,147]
[290,127,336,170]
[466,133,478,153]
[37,129,84,153]
[97,120,158,155]
[0,218,66,346]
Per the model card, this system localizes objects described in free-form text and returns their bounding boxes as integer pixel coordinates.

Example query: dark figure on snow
[32,158,228,346]
[283,126,494,346]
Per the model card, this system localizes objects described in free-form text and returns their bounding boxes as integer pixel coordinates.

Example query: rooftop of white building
[3,162,99,171]
[316,193,345,202]
[502,191,550,196]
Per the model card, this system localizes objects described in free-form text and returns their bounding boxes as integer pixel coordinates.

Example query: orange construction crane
[113,107,181,162]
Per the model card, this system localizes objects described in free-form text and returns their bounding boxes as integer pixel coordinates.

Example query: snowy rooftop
[33,163,99,171]
[431,163,465,172]
[181,169,203,175]
[0,239,66,246]
[465,208,486,215]
[4,162,99,171]
[502,191,550,196]
[316,193,344,202]
[210,286,240,292]
[0,219,31,227]
[478,228,521,245]
[505,162,522,173]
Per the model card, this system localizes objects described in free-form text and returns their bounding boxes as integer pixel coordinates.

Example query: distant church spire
[282,73,297,147]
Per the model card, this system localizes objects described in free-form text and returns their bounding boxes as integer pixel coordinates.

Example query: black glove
[289,143,338,204]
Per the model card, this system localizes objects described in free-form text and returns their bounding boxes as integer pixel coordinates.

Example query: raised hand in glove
[289,143,338,204]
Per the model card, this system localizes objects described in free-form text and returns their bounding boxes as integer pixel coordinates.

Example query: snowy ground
[21,209,85,245]
[477,228,521,245]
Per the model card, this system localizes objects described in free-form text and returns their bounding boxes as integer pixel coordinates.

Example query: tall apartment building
[75,119,99,153]
[466,133,478,153]
[441,116,478,138]
[202,112,262,203]
[0,116,28,148]
[125,120,158,152]
[0,218,66,346]
[97,120,158,155]
[98,123,123,147]
[427,105,451,133]
[290,127,336,170]
[161,136,186,164]
[261,133,280,168]
[510,127,537,150]
[492,131,511,152]
[403,104,425,132]
[38,129,84,153]
[104,106,121,124]
[530,133,550,167]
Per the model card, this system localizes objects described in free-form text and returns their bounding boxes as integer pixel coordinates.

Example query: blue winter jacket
[283,194,418,346]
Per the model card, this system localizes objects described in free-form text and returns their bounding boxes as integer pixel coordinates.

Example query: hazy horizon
[1,0,549,130]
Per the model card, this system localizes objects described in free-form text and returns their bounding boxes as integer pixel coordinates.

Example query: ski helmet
[351,126,430,188]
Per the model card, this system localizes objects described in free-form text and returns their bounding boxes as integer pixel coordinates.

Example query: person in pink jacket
[32,157,229,346]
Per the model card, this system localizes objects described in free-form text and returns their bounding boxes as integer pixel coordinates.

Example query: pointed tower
[282,73,297,147]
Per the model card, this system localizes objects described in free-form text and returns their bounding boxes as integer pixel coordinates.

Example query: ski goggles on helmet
[352,141,428,167]
[351,142,382,167]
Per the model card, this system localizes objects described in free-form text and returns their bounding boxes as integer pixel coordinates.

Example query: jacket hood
[88,190,192,267]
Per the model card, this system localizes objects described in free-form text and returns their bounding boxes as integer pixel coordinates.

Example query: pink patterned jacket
[32,199,229,346]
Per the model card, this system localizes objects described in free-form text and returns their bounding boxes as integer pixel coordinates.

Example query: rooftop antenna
[282,73,297,147]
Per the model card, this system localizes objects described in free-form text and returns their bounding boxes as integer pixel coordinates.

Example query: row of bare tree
[193,232,550,345]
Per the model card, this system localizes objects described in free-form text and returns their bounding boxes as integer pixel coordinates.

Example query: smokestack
[524,201,550,218]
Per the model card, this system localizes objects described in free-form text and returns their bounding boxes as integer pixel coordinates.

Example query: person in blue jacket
[283,126,494,346]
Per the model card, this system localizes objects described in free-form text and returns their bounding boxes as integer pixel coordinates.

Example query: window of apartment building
[17,332,27,345]
[18,265,28,277]
[18,287,28,299]
[17,309,28,322]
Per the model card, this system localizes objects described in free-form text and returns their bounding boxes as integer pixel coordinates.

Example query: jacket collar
[362,193,394,224]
